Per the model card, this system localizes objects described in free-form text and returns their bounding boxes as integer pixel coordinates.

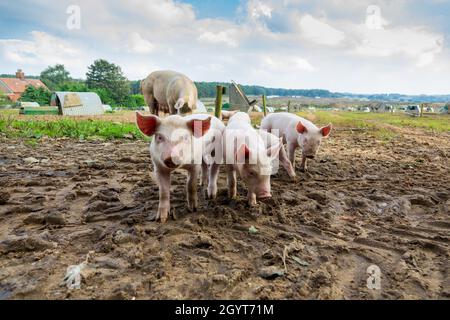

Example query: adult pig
[261,112,332,172]
[223,112,282,206]
[136,112,224,222]
[141,70,199,115]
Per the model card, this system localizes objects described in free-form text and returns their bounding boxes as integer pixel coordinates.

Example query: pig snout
[257,191,272,199]
[161,147,184,169]
[163,157,179,169]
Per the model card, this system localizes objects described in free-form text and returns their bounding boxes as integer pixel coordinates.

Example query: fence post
[287,100,291,113]
[262,95,267,117]
[420,104,424,117]
[215,85,223,119]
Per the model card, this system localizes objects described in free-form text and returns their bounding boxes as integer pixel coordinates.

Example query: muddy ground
[0,126,449,300]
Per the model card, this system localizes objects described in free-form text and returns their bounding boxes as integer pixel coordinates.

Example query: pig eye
[155,134,164,143]
[183,134,191,142]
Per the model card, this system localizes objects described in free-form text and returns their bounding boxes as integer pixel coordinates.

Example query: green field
[0,114,146,142]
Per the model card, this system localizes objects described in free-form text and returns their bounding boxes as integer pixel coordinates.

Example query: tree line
[19,61,144,108]
[9,61,450,107]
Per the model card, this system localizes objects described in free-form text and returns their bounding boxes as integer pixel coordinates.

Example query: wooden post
[262,95,267,117]
[420,104,424,117]
[215,85,223,119]
[287,100,291,113]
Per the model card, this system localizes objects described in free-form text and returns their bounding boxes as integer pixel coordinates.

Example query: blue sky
[184,0,240,19]
[1,0,450,94]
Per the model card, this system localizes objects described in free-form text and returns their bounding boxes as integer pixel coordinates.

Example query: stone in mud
[0,234,54,253]
[212,274,229,284]
[94,256,131,269]
[45,211,66,225]
[258,266,285,280]
[23,157,39,164]
[113,230,135,245]
[0,191,10,205]
[23,212,45,224]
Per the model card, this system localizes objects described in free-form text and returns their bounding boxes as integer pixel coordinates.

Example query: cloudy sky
[0,0,449,94]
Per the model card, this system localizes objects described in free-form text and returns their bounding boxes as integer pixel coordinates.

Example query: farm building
[50,92,104,116]
[0,69,48,102]
[228,80,258,112]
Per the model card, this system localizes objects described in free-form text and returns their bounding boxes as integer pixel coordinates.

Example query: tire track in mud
[0,127,449,299]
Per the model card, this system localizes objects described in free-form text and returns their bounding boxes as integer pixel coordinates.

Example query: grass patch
[297,111,450,133]
[0,109,19,116]
[0,116,148,141]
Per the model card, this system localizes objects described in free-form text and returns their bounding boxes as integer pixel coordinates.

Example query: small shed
[51,92,104,116]
[228,80,257,112]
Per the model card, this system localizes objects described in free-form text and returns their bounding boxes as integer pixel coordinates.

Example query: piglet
[223,112,282,206]
[136,112,223,222]
[261,112,332,172]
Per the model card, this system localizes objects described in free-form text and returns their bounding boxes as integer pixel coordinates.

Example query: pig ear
[296,121,307,134]
[235,143,250,163]
[136,112,160,136]
[320,123,332,137]
[187,117,211,138]
[267,138,282,160]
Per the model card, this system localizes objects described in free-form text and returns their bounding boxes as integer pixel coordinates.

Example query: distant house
[50,92,104,116]
[0,69,48,102]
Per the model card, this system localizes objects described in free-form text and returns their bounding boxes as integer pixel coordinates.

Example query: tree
[86,59,130,105]
[0,91,11,106]
[90,88,115,106]
[20,86,52,106]
[40,64,71,90]
[57,81,88,92]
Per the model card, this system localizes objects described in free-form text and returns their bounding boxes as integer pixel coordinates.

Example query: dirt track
[0,126,449,299]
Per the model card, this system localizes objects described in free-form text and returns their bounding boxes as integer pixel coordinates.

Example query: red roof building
[0,69,48,102]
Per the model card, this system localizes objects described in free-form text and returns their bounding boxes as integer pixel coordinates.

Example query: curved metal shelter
[51,92,104,116]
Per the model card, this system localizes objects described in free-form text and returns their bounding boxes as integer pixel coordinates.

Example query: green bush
[20,86,52,106]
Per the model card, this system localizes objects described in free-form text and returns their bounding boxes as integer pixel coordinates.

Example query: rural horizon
[2,68,450,103]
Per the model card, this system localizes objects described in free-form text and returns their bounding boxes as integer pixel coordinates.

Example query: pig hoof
[160,216,168,223]
[207,190,217,200]
[300,167,308,173]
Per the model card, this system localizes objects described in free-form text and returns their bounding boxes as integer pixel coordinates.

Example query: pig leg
[226,165,237,199]
[279,144,296,179]
[145,93,158,115]
[155,168,171,223]
[207,163,220,199]
[248,192,257,206]
[287,143,297,168]
[300,156,308,173]
[187,165,200,212]
[201,162,208,187]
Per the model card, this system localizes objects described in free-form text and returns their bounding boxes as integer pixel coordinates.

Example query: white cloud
[261,54,315,72]
[198,30,239,47]
[248,0,273,20]
[126,32,155,54]
[350,23,444,67]
[299,15,346,46]
[0,31,84,68]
